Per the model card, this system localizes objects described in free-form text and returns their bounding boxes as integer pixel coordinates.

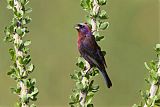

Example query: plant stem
[13,33,28,107]
[5,0,38,106]
[144,55,160,107]
[91,0,100,32]
[79,61,90,107]
[13,1,29,106]
[79,0,100,106]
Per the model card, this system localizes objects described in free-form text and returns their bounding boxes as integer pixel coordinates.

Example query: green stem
[144,53,160,107]
[70,0,108,106]
[13,1,29,106]
[5,0,38,106]
[79,0,100,106]
[79,61,90,107]
[13,33,29,107]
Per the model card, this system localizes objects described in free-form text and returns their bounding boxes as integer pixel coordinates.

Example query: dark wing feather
[79,35,106,69]
[97,46,107,67]
[79,35,112,88]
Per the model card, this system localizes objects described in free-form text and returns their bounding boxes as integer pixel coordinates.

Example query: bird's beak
[74,24,80,30]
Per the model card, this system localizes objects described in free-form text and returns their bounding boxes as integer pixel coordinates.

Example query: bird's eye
[79,25,84,28]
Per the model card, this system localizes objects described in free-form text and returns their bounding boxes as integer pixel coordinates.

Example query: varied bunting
[75,23,112,88]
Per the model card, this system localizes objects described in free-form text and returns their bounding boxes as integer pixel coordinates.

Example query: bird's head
[75,23,92,36]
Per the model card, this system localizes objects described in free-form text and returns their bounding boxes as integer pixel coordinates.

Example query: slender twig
[144,56,160,107]
[79,61,90,106]
[133,45,160,107]
[13,33,29,107]
[5,0,38,106]
[70,0,108,106]
[13,1,29,107]
[91,0,100,33]
[79,0,100,106]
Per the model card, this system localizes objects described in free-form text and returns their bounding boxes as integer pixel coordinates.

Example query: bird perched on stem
[75,23,112,88]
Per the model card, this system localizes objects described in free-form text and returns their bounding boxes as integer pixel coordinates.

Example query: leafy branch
[4,0,38,107]
[133,44,160,107]
[69,0,109,107]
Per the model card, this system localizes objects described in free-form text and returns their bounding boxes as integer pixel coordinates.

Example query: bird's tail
[99,68,112,88]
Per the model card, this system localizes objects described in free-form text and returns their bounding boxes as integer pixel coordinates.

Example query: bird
[75,23,112,88]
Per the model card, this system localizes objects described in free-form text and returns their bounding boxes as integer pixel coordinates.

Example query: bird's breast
[77,34,85,49]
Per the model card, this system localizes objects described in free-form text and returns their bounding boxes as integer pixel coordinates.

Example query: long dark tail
[99,68,112,88]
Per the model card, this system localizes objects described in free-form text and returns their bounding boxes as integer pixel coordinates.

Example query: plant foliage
[70,0,109,106]
[133,44,160,107]
[4,0,38,106]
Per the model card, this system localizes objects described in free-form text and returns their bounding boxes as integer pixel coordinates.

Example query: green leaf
[25,7,32,13]
[98,0,107,5]
[8,66,21,80]
[149,61,157,71]
[22,16,32,25]
[86,92,94,104]
[7,67,15,75]
[156,44,160,49]
[7,0,14,8]
[30,87,39,100]
[81,0,92,11]
[144,62,151,70]
[4,36,12,42]
[30,104,36,107]
[9,48,16,61]
[14,102,21,107]
[99,10,108,19]
[21,95,28,103]
[21,0,29,5]
[22,47,30,53]
[9,25,15,33]
[95,35,104,41]
[76,57,85,69]
[70,73,79,81]
[76,82,83,90]
[24,40,31,46]
[26,78,36,87]
[99,21,109,30]
[132,104,142,107]
[91,84,99,92]
[94,31,100,38]
[4,25,14,42]
[86,15,91,25]
[27,64,34,72]
[101,51,106,56]
[23,27,29,33]
[141,90,150,101]
[17,56,23,64]
[87,104,94,107]
[11,87,21,94]
[23,55,31,65]
[21,0,26,5]
[7,5,13,9]
[88,80,99,92]
[69,94,79,104]
[90,69,99,76]
[155,99,160,106]
[16,28,24,36]
[14,8,24,18]
[155,44,160,55]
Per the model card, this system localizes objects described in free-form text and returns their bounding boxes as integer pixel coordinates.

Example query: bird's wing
[97,46,107,67]
[90,36,107,67]
[81,36,106,68]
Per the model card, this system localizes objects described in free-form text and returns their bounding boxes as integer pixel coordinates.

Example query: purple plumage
[75,23,112,88]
